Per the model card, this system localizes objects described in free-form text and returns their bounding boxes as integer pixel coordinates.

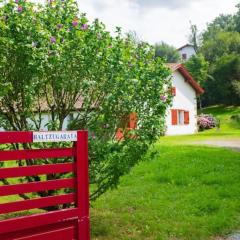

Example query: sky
[79,0,239,48]
[34,0,239,48]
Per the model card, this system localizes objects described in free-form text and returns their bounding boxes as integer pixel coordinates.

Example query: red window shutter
[116,128,124,141]
[171,109,178,125]
[184,111,189,124]
[171,87,176,96]
[129,112,137,129]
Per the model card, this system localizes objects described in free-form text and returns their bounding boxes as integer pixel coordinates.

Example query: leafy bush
[197,114,218,131]
[0,0,172,203]
[231,114,240,123]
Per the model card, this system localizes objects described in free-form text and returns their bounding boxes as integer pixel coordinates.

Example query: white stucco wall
[0,113,77,132]
[36,113,77,131]
[165,71,198,135]
[178,46,196,61]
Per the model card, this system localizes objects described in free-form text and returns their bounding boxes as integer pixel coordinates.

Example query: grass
[91,144,240,240]
[91,105,240,240]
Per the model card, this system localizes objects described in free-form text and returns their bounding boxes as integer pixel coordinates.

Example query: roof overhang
[177,44,194,51]
[166,63,204,96]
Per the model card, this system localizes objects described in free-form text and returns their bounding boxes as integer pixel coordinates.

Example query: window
[182,53,187,60]
[171,109,189,125]
[178,110,184,125]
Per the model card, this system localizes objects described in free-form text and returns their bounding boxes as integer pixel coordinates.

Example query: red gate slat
[1,223,77,240]
[0,208,78,234]
[0,148,75,161]
[1,225,77,240]
[0,163,74,178]
[0,178,75,196]
[0,131,33,144]
[0,193,75,214]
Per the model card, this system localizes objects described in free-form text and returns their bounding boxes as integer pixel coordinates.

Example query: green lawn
[91,105,240,240]
[91,144,240,240]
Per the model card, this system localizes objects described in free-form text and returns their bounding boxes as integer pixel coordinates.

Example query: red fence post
[76,131,90,240]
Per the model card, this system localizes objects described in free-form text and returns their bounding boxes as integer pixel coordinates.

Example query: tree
[205,54,240,105]
[200,31,240,106]
[184,54,209,86]
[200,31,240,63]
[188,23,199,52]
[0,0,172,204]
[155,41,181,63]
[234,3,240,32]
[195,3,240,106]
[201,14,235,42]
[184,54,209,109]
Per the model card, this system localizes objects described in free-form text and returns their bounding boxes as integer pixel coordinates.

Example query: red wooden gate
[0,131,90,240]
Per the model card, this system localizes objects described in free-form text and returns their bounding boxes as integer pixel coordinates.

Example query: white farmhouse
[165,63,204,135]
[177,44,196,61]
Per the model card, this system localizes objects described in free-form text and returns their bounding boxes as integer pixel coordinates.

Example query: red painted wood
[0,163,74,178]
[0,148,75,161]
[171,87,176,96]
[184,111,190,124]
[129,112,137,129]
[0,208,78,234]
[2,225,76,240]
[171,109,178,125]
[76,131,90,240]
[0,178,74,196]
[0,193,75,214]
[116,128,124,141]
[0,130,89,240]
[16,227,75,240]
[1,219,77,240]
[0,131,33,144]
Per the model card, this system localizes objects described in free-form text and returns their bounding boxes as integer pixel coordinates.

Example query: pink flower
[17,6,23,12]
[15,0,19,3]
[50,36,56,44]
[72,20,78,27]
[56,24,63,30]
[81,24,88,30]
[161,95,167,102]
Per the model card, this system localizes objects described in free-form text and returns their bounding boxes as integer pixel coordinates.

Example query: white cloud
[135,0,198,9]
[80,0,239,47]
[31,0,239,47]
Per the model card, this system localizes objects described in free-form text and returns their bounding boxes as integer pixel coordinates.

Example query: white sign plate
[33,131,77,143]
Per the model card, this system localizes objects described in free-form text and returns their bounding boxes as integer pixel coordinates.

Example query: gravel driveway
[193,139,240,151]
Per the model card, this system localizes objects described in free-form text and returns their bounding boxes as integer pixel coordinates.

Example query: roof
[177,44,194,51]
[166,63,204,95]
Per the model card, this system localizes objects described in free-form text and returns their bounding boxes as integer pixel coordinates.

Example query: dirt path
[192,139,240,152]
